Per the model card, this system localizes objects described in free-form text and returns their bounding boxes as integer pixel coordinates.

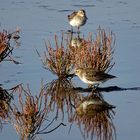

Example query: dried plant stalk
[0,30,12,62]
[11,84,48,140]
[38,27,115,77]
[39,34,74,78]
[0,86,13,131]
[10,84,66,140]
[71,27,115,72]
[0,87,13,120]
[0,29,20,63]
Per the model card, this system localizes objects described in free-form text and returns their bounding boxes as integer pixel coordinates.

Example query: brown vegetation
[0,87,12,118]
[0,29,20,63]
[0,86,13,130]
[37,34,74,78]
[38,27,115,79]
[70,92,116,140]
[0,30,12,62]
[71,27,115,72]
[10,84,65,140]
[43,79,81,120]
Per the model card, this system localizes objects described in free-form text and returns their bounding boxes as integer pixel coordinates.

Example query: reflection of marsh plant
[0,30,12,62]
[44,79,81,120]
[11,84,47,140]
[11,84,65,140]
[72,27,115,72]
[0,29,20,63]
[0,86,13,125]
[37,34,74,78]
[70,92,116,140]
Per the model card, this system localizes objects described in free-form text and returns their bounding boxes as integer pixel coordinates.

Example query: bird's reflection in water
[70,36,83,48]
[44,78,81,120]
[70,91,116,140]
[68,32,88,49]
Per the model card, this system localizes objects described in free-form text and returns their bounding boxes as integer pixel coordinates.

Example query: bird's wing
[83,69,98,81]
[99,72,116,79]
[84,69,116,81]
[68,11,77,20]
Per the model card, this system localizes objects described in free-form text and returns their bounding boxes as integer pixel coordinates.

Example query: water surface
[0,0,140,140]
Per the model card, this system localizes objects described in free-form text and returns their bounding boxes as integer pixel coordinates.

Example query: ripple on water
[117,1,128,5]
[57,9,73,13]
[37,5,56,11]
[72,4,96,8]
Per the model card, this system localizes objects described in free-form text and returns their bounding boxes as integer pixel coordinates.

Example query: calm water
[0,0,140,140]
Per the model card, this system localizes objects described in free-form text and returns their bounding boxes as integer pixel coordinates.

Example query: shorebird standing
[68,9,88,33]
[75,68,116,87]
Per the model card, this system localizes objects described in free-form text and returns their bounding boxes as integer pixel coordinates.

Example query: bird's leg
[71,26,73,33]
[77,31,80,39]
[77,26,80,34]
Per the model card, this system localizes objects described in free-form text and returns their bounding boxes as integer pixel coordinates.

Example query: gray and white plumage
[68,9,87,31]
[75,68,116,86]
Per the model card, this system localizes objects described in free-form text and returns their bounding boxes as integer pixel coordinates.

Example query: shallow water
[0,0,140,140]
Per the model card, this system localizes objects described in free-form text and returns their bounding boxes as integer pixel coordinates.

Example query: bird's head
[77,9,86,17]
[75,68,84,76]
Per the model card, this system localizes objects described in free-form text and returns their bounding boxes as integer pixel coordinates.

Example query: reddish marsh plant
[0,86,13,128]
[72,27,115,73]
[0,28,20,63]
[0,30,12,62]
[10,84,47,140]
[44,79,81,120]
[11,84,65,140]
[37,34,74,78]
[38,27,115,79]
